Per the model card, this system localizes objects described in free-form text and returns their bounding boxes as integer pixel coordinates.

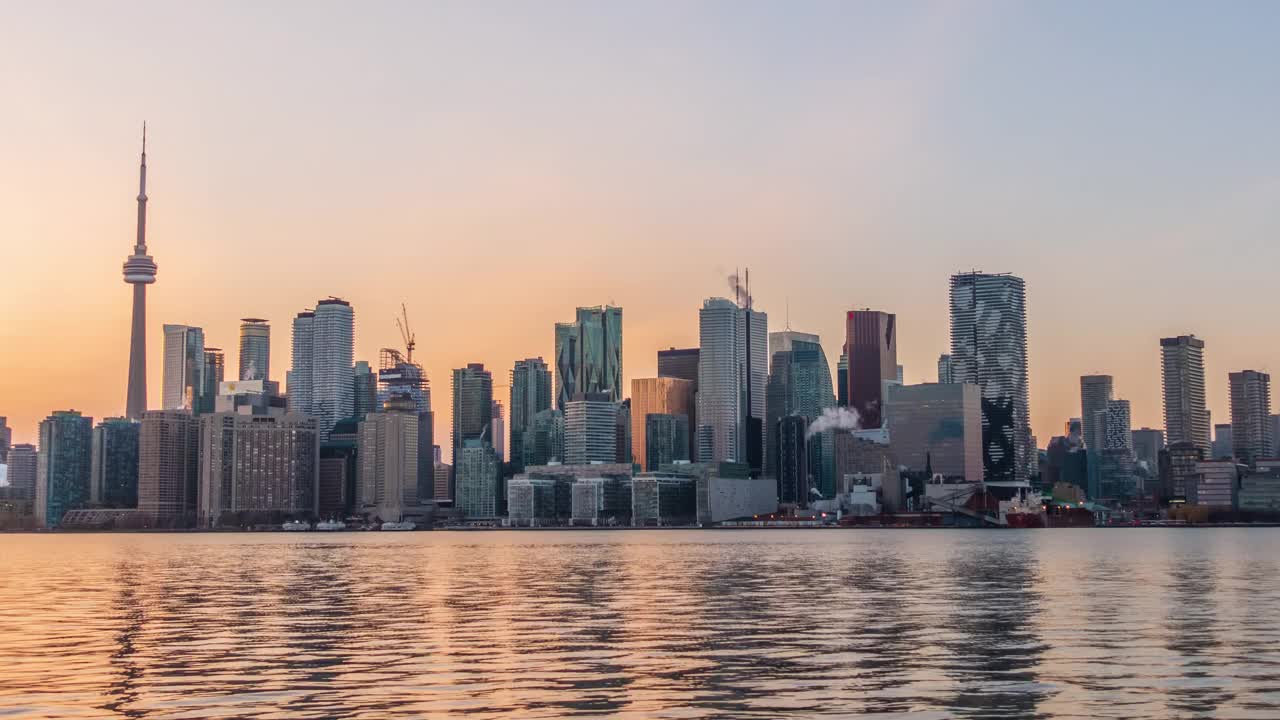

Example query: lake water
[2,529,1279,718]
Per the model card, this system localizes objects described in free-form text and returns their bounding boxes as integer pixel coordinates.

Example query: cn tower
[123,124,158,420]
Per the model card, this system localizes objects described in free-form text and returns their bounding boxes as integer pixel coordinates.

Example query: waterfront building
[885,383,984,481]
[123,128,157,421]
[5,444,37,514]
[1238,469,1280,515]
[564,393,619,465]
[1161,335,1210,454]
[644,413,690,471]
[659,461,775,525]
[35,411,93,527]
[1229,370,1273,466]
[353,361,377,420]
[451,363,493,453]
[510,357,552,473]
[1159,441,1205,502]
[834,431,895,485]
[937,355,954,385]
[555,306,623,408]
[697,297,767,471]
[631,377,694,469]
[89,418,139,508]
[162,324,206,411]
[1079,375,1113,451]
[137,410,199,524]
[238,318,271,381]
[507,475,571,527]
[570,476,629,526]
[433,462,452,503]
[846,310,896,430]
[198,412,319,526]
[455,440,500,519]
[630,473,697,526]
[357,394,421,523]
[319,419,359,519]
[1194,460,1238,508]
[949,271,1031,487]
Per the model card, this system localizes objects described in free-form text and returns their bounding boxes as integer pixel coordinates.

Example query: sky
[2,1,1279,455]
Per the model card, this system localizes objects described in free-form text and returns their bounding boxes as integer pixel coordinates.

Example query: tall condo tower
[1160,335,1210,454]
[949,271,1031,488]
[123,125,158,420]
[238,319,271,381]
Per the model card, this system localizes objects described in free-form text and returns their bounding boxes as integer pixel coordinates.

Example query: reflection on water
[2,529,1280,718]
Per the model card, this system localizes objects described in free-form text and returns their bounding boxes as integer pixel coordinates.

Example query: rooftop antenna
[785,296,790,330]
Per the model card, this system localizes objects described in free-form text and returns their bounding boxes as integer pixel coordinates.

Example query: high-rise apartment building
[555,306,623,408]
[510,358,552,472]
[287,299,354,439]
[697,297,767,470]
[1161,335,1210,454]
[631,377,694,471]
[90,418,139,508]
[846,310,896,430]
[524,409,564,468]
[162,324,206,411]
[6,444,37,514]
[1212,423,1234,460]
[451,364,493,455]
[288,311,314,415]
[200,348,225,414]
[1079,375,1114,451]
[885,383,984,481]
[565,393,620,465]
[357,395,420,523]
[491,401,505,462]
[776,414,810,507]
[35,411,93,527]
[1230,370,1273,466]
[137,410,199,523]
[937,355,954,385]
[455,440,500,519]
[199,412,318,526]
[949,271,1031,487]
[123,128,157,421]
[238,318,271,381]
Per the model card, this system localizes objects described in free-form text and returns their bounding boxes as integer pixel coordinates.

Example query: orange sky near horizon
[3,2,1279,456]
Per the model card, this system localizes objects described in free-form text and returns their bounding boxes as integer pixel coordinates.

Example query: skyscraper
[555,306,623,407]
[138,410,199,524]
[510,357,552,472]
[1098,399,1135,498]
[6,444,37,515]
[765,333,836,494]
[238,318,271,381]
[631,377,694,470]
[949,271,1031,487]
[452,364,493,454]
[1229,370,1273,466]
[162,324,206,411]
[357,395,420,523]
[837,351,848,406]
[455,440,500,519]
[846,310,897,430]
[35,411,93,527]
[644,414,690,471]
[564,393,620,465]
[310,298,355,440]
[491,400,506,462]
[885,383,984,482]
[1161,335,1210,454]
[200,348,225,414]
[1079,375,1114,451]
[90,417,139,508]
[657,348,699,385]
[199,412,319,526]
[0,416,10,464]
[937,354,954,385]
[353,361,377,419]
[697,297,767,470]
[776,414,810,507]
[123,126,157,421]
[288,311,314,415]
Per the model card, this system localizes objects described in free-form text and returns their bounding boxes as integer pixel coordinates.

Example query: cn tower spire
[123,122,158,420]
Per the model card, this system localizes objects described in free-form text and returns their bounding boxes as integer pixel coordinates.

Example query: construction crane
[395,303,416,364]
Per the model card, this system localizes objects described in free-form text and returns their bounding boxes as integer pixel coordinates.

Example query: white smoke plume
[806,406,861,438]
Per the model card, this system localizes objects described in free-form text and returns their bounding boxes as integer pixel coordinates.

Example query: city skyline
[4,3,1280,452]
